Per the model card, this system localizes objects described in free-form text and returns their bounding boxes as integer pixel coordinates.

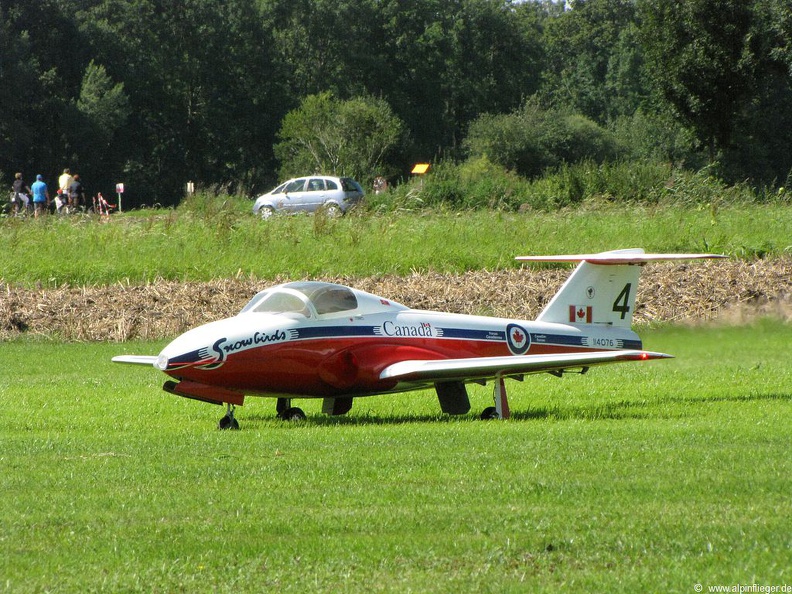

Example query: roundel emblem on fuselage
[506,323,530,355]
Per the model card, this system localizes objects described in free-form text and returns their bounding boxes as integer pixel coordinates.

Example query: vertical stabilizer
[516,248,726,329]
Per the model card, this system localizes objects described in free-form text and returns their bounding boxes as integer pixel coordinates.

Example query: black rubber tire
[480,406,500,420]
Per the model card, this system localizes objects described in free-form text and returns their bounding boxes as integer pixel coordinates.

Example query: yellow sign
[411,163,430,174]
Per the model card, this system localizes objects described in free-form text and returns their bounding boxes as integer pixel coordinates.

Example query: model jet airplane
[113,248,724,428]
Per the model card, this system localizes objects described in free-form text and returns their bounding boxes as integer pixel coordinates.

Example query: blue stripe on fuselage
[290,325,641,350]
[293,326,380,339]
[437,328,505,341]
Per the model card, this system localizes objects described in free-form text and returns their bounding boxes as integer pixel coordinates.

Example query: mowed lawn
[1,322,790,592]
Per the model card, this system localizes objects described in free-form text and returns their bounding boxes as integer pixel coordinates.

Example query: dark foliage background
[1,0,790,206]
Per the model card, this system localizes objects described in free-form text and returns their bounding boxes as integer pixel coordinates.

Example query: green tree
[0,0,79,180]
[275,93,405,184]
[540,0,641,122]
[639,0,760,162]
[67,60,130,193]
[377,0,544,160]
[718,0,792,185]
[0,18,40,176]
[74,0,285,205]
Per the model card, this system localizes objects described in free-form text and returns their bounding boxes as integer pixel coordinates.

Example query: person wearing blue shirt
[31,174,49,218]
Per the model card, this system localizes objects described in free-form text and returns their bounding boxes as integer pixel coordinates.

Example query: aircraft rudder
[534,259,642,328]
[518,249,726,328]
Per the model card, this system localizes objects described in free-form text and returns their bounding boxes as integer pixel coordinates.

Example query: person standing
[58,168,73,204]
[30,174,49,218]
[11,172,30,215]
[68,173,84,209]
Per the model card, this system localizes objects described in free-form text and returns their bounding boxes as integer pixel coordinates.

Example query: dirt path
[2,259,791,341]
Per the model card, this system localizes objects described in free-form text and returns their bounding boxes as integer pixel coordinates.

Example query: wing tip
[621,350,674,361]
[112,355,158,366]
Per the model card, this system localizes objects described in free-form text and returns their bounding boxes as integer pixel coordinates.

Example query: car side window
[285,179,306,193]
[307,178,325,191]
[325,179,338,190]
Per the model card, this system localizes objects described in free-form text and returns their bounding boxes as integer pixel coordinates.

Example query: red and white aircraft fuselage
[114,249,724,427]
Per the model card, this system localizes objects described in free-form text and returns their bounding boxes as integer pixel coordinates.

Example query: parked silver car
[252,176,365,219]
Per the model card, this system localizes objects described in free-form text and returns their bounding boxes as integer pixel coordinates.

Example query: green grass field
[2,322,790,592]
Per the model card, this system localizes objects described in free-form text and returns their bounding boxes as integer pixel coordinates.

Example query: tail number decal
[612,283,632,320]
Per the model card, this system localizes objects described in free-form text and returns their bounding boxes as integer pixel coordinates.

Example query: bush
[465,98,622,178]
[357,159,771,214]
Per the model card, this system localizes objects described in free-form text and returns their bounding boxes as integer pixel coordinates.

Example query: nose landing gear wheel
[219,404,240,430]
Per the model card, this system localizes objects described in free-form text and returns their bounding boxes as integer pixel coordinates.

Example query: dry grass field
[2,258,791,341]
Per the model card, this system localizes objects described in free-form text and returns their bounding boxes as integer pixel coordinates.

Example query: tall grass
[2,198,791,286]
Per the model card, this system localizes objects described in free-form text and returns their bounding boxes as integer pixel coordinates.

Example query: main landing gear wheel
[218,403,240,430]
[276,398,306,421]
[480,406,500,420]
[281,407,306,421]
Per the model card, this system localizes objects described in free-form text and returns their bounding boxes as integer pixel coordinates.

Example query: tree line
[1,0,790,208]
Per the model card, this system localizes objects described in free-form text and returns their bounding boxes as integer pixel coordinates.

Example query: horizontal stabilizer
[380,350,671,385]
[516,248,726,265]
[112,355,158,366]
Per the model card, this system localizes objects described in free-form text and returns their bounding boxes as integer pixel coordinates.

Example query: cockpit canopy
[239,281,407,319]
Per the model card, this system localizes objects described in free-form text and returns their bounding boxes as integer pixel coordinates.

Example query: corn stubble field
[1,206,791,592]
[2,258,792,341]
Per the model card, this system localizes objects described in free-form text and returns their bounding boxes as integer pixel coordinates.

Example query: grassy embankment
[1,199,791,286]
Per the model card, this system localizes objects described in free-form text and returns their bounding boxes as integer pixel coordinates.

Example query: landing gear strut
[480,378,511,420]
[218,403,240,430]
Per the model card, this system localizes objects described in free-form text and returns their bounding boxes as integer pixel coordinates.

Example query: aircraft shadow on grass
[237,391,790,427]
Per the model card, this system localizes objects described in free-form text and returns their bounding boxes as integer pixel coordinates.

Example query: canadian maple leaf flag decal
[569,305,593,323]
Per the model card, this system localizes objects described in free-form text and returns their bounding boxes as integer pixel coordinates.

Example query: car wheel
[258,205,275,220]
[323,203,342,218]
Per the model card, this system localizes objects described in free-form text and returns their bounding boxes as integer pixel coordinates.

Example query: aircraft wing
[379,350,671,384]
[112,355,159,367]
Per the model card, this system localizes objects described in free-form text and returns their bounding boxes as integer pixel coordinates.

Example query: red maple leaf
[512,329,525,344]
[577,308,586,319]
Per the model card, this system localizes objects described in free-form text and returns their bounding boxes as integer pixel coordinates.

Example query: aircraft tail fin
[516,248,725,328]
